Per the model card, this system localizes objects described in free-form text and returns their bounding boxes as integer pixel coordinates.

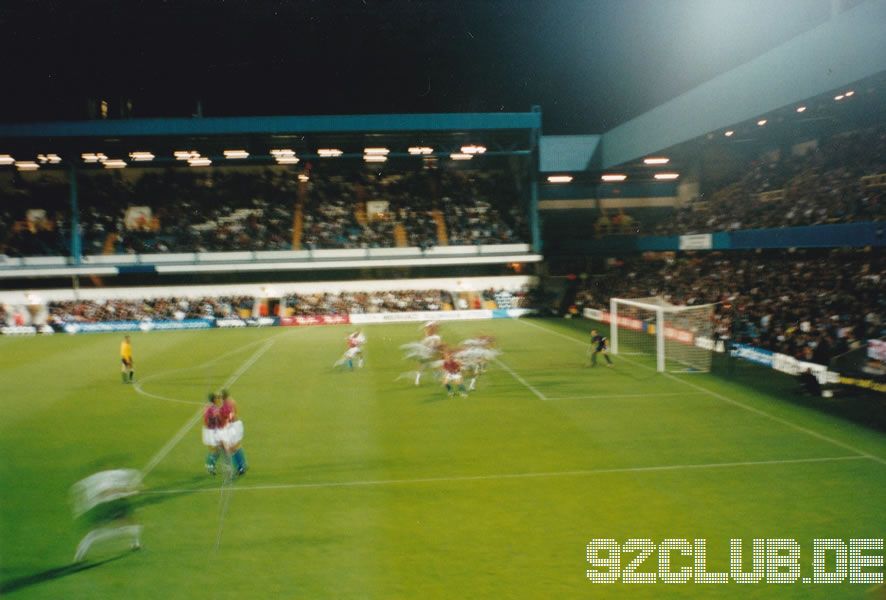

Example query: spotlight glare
[601,174,627,182]
[643,157,669,165]
[654,172,680,180]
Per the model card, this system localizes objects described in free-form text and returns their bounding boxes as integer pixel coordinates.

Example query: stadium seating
[573,248,884,365]
[40,288,531,327]
[0,168,529,257]
[652,126,886,236]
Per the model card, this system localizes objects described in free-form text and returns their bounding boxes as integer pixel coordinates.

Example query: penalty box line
[144,455,867,496]
[141,336,279,478]
[517,319,886,466]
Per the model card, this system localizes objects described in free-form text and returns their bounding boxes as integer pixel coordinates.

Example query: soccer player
[589,329,613,367]
[120,335,134,383]
[441,350,468,397]
[335,330,366,370]
[219,389,248,476]
[410,321,443,385]
[456,336,499,391]
[202,392,223,475]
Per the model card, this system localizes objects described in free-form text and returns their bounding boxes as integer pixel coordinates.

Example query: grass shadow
[0,552,130,595]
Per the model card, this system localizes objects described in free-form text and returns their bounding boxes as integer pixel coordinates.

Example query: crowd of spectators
[1,166,529,257]
[32,288,529,327]
[653,126,886,235]
[47,296,254,324]
[283,289,450,315]
[574,249,884,366]
[302,169,527,250]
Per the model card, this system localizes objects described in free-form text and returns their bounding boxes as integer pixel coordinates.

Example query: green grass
[0,318,883,599]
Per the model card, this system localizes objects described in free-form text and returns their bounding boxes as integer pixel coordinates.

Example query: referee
[120,335,134,383]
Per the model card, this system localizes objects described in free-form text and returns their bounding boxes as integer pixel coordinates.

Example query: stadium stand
[38,288,532,327]
[0,167,530,257]
[653,126,886,235]
[573,248,884,366]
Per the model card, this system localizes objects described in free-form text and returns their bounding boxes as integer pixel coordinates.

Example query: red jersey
[443,358,461,374]
[220,399,238,424]
[203,405,222,429]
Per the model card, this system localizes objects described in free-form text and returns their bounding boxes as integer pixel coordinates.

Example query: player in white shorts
[335,330,366,370]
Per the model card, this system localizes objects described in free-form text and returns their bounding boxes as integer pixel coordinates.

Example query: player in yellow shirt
[120,335,134,383]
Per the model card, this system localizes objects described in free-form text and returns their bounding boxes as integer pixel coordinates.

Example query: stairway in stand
[393,223,408,247]
[431,210,448,245]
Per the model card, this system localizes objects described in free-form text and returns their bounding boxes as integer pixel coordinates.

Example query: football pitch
[1,317,883,599]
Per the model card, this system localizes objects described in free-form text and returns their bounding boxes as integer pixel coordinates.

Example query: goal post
[609,297,716,373]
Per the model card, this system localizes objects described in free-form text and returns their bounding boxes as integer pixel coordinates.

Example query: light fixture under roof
[317,148,343,157]
[796,106,807,113]
[0,154,14,165]
[297,173,310,182]
[102,159,127,169]
[270,149,296,158]
[187,157,212,167]
[757,119,767,126]
[450,153,473,161]
[654,173,680,180]
[834,94,844,101]
[601,174,627,182]
[643,157,669,165]
[546,175,573,183]
[460,145,486,154]
[364,155,388,163]
[844,90,854,97]
[15,161,39,171]
[275,156,300,164]
[224,150,249,159]
[363,147,390,156]
[82,152,108,163]
[174,150,201,160]
[129,151,155,161]
[724,130,735,137]
[37,154,61,164]
[408,146,434,155]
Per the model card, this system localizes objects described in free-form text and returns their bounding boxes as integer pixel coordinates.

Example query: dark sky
[0,0,840,133]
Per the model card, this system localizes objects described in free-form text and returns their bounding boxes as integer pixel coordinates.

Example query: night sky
[0,0,842,133]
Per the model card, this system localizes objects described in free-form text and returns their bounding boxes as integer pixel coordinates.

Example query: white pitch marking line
[144,455,867,495]
[493,357,547,400]
[132,335,272,407]
[518,319,886,466]
[141,338,277,477]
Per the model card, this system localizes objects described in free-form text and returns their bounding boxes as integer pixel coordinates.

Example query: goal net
[609,296,716,372]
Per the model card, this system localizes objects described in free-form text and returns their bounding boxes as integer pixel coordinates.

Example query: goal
[608,296,716,372]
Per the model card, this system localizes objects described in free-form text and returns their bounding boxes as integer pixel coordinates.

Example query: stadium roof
[0,111,540,170]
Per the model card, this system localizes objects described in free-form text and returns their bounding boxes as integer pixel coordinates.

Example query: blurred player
[334,330,366,370]
[219,389,248,476]
[441,350,468,397]
[455,336,499,391]
[71,469,142,562]
[589,329,613,367]
[202,392,223,475]
[400,321,443,385]
[120,335,134,383]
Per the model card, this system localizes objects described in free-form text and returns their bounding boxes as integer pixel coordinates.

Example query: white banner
[678,233,713,250]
